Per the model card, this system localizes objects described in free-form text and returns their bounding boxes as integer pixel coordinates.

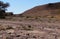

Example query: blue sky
[0,0,60,14]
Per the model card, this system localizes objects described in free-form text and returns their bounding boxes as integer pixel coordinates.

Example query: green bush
[0,11,5,19]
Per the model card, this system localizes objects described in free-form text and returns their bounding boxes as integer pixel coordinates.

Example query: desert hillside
[0,2,60,39]
[20,2,60,18]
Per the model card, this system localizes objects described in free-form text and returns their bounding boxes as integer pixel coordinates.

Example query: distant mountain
[20,2,60,17]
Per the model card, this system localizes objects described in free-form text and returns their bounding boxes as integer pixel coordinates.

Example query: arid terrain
[0,2,60,39]
[0,16,60,39]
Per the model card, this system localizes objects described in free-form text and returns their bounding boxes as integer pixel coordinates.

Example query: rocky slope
[20,2,60,17]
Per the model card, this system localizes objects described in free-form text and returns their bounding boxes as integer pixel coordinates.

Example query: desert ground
[0,16,60,39]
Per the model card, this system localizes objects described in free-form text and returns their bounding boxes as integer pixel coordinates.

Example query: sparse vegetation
[22,25,33,30]
[51,16,54,18]
[26,16,30,18]
[35,17,38,19]
[16,35,20,37]
[6,37,13,39]
[28,25,31,28]
[6,26,13,29]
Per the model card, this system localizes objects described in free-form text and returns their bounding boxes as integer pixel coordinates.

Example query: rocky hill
[20,2,60,17]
